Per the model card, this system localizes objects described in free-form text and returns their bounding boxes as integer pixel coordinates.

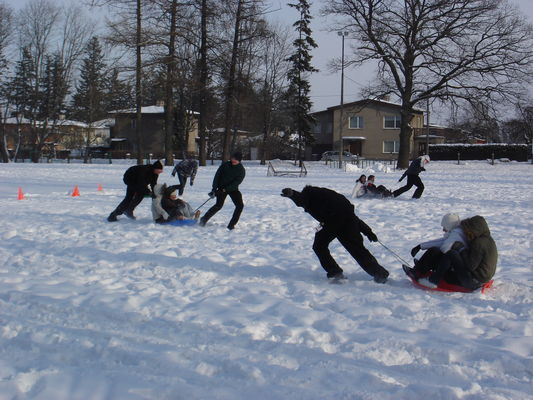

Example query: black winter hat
[231,152,243,162]
[152,160,163,170]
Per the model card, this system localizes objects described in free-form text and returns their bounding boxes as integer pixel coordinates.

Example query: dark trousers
[112,185,144,215]
[393,175,424,198]
[177,173,187,196]
[312,223,389,279]
[202,190,244,228]
[431,250,481,290]
[414,247,443,275]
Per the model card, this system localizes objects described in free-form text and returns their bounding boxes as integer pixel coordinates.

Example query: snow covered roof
[92,118,115,128]
[320,98,424,114]
[109,105,200,115]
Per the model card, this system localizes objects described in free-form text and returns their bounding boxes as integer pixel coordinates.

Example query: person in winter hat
[419,215,497,289]
[199,152,245,230]
[281,186,389,283]
[393,155,429,199]
[403,213,467,281]
[107,160,164,222]
[171,159,198,196]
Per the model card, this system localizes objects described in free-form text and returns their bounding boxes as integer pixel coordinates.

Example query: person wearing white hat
[403,213,467,285]
[393,155,430,199]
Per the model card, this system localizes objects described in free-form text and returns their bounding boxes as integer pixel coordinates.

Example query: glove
[366,231,378,242]
[190,181,194,186]
[171,172,175,177]
[421,167,426,172]
[411,245,421,257]
[208,190,215,198]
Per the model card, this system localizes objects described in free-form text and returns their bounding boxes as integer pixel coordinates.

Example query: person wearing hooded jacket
[199,152,246,230]
[393,155,429,198]
[152,184,199,223]
[420,215,497,290]
[403,213,468,280]
[281,185,389,283]
[171,159,198,196]
[107,160,164,222]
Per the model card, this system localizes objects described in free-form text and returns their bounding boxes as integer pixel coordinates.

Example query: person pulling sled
[281,186,389,283]
[393,155,429,199]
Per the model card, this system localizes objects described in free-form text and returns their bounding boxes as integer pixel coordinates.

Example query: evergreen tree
[286,0,317,166]
[7,47,38,119]
[39,53,68,121]
[105,68,135,112]
[71,37,107,124]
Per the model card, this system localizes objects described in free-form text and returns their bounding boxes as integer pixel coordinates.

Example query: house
[311,99,425,160]
[2,115,104,158]
[108,104,199,158]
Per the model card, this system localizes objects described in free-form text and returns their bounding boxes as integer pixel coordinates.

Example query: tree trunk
[198,0,208,166]
[135,0,143,165]
[164,0,177,166]
[222,0,243,162]
[397,107,415,169]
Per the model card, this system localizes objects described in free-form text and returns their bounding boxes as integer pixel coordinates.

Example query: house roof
[109,105,200,115]
[314,98,424,114]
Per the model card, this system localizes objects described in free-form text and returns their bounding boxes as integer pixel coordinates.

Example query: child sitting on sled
[366,175,393,198]
[405,214,497,290]
[152,184,201,224]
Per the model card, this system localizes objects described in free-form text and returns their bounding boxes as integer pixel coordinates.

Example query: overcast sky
[4,0,533,120]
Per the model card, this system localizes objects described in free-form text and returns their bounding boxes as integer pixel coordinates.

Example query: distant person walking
[199,152,246,230]
[393,155,430,199]
[107,160,164,222]
[171,159,198,196]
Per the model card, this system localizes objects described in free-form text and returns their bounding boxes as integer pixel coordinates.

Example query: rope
[378,240,413,268]
[193,197,213,213]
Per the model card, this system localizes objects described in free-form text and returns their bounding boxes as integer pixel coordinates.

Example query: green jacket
[212,161,245,193]
[460,216,498,283]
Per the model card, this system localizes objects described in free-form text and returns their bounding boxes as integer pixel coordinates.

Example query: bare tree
[323,0,533,168]
[0,1,13,163]
[257,23,292,165]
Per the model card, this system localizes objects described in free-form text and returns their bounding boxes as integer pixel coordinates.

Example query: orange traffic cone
[97,183,103,191]
[71,185,80,197]
[18,187,24,200]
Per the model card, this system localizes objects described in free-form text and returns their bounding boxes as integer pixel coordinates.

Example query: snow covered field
[0,160,531,400]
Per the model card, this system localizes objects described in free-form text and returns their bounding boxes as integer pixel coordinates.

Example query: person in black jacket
[393,155,429,198]
[107,160,164,222]
[199,152,246,230]
[281,186,389,283]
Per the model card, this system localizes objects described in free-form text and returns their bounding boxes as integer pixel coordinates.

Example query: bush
[428,144,529,161]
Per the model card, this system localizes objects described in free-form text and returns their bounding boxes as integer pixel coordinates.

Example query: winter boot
[124,210,136,220]
[107,212,118,222]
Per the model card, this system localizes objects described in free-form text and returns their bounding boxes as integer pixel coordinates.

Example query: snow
[0,160,532,400]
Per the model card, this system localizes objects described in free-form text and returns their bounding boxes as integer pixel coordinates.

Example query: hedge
[428,144,530,161]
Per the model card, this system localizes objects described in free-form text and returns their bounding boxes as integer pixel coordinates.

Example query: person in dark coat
[107,160,164,222]
[393,155,429,198]
[366,175,393,198]
[154,185,200,223]
[281,186,390,283]
[199,152,246,230]
[419,215,498,290]
[171,159,198,196]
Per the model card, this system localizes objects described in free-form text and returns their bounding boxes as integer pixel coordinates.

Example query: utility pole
[425,89,430,156]
[337,31,347,169]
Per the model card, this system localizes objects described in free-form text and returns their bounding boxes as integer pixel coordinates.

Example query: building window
[131,119,136,129]
[349,116,363,129]
[384,115,401,129]
[383,140,400,153]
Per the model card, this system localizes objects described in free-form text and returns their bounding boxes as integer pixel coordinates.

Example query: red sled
[407,270,494,293]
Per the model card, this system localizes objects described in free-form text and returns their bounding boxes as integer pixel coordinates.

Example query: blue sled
[166,219,197,226]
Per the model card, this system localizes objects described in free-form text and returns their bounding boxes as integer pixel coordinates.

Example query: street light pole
[337,31,347,169]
